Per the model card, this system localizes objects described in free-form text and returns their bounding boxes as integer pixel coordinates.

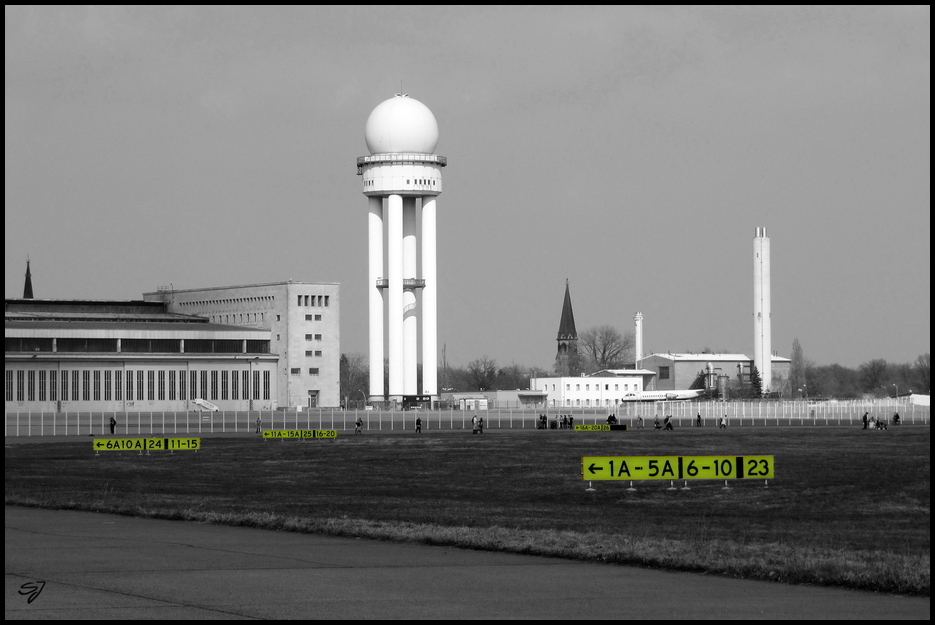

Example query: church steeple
[23,259,34,299]
[555,279,578,373]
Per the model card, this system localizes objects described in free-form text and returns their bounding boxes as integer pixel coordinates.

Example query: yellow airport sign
[582,455,774,480]
[94,438,200,451]
[575,424,628,432]
[262,430,337,439]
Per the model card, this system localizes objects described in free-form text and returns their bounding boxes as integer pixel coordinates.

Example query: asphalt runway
[5,506,929,620]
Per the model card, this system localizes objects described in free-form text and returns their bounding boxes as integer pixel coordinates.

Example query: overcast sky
[5,6,930,370]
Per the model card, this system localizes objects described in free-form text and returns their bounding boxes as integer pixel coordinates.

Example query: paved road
[4,506,928,619]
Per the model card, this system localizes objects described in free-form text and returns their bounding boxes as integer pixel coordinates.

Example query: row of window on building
[298,295,329,307]
[557,398,628,407]
[5,338,270,354]
[291,368,320,375]
[180,295,275,309]
[5,369,271,403]
[542,382,638,392]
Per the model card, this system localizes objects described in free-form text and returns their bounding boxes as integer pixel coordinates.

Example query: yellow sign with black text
[262,430,337,439]
[93,438,200,451]
[575,424,628,432]
[582,456,774,480]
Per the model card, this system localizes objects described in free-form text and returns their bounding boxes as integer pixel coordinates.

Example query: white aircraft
[620,389,706,402]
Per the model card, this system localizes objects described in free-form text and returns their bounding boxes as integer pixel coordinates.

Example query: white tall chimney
[753,227,771,393]
[634,311,643,367]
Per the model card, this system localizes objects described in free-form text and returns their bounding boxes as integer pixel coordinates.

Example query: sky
[5,6,930,370]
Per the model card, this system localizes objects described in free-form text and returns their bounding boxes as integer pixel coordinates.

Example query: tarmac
[5,506,930,619]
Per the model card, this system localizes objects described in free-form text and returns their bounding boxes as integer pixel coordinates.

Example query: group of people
[862,411,896,431]
[537,414,575,429]
[472,415,485,434]
[862,412,899,430]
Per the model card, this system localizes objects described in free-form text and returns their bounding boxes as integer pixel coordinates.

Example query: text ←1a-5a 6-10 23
[262,430,337,439]
[94,438,200,451]
[582,456,774,481]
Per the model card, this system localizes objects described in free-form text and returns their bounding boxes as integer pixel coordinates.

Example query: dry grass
[5,426,930,595]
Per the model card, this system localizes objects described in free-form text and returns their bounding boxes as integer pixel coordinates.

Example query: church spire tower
[23,259,34,299]
[555,279,578,374]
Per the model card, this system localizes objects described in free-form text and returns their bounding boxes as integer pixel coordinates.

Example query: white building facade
[530,371,656,408]
[144,282,340,408]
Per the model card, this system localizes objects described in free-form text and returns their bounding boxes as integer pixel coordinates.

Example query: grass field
[5,425,930,595]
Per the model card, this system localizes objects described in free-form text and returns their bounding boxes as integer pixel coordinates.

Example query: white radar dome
[365,95,439,155]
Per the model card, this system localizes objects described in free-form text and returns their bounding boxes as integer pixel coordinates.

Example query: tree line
[790,338,929,399]
[340,329,931,402]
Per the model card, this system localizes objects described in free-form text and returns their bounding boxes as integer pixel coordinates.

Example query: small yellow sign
[582,455,774,480]
[93,438,200,451]
[574,424,628,431]
[262,430,337,439]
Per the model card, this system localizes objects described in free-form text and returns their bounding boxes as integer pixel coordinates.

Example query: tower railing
[375,278,425,290]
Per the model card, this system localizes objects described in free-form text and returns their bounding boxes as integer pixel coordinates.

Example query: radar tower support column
[422,197,438,397]
[387,194,404,403]
[403,198,418,395]
[368,197,385,401]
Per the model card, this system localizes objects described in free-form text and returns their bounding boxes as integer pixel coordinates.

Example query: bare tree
[858,358,888,393]
[467,356,498,391]
[789,338,806,395]
[914,353,930,392]
[578,325,634,372]
[340,353,369,405]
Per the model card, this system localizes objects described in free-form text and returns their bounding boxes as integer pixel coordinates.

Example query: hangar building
[5,297,278,414]
[639,353,791,394]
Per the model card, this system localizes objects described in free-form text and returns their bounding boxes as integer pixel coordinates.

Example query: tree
[858,359,888,393]
[339,353,369,405]
[915,353,931,393]
[467,356,498,391]
[789,338,806,396]
[495,362,528,390]
[750,365,763,398]
[578,325,635,372]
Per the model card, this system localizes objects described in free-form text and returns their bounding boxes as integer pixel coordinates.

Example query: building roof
[5,311,205,324]
[556,279,577,341]
[589,369,658,377]
[643,352,791,362]
[142,280,339,298]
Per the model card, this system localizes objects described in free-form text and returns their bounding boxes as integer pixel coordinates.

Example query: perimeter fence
[3,398,929,437]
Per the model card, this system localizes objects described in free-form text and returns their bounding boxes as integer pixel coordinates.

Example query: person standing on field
[862,411,869,430]
[355,415,363,434]
[109,416,117,435]
[255,416,262,434]
[416,417,422,433]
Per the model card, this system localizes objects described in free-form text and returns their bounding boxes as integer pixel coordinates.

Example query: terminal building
[5,297,278,414]
[530,370,658,408]
[5,270,342,414]
[143,281,340,409]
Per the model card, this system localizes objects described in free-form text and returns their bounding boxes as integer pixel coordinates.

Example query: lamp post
[359,389,367,410]
[892,383,898,399]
